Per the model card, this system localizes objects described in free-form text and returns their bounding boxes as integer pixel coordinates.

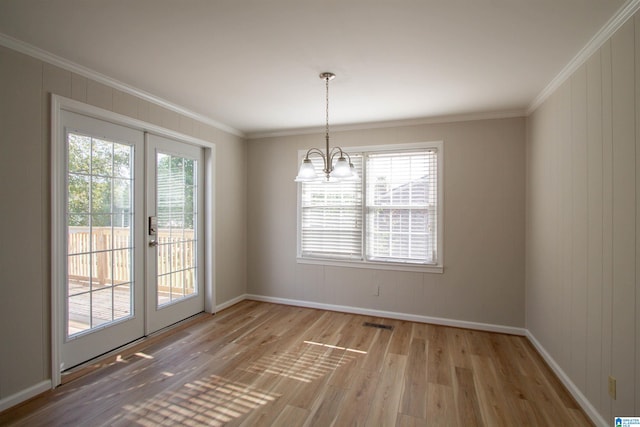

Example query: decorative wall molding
[528,0,640,114]
[4,0,639,138]
[0,32,244,138]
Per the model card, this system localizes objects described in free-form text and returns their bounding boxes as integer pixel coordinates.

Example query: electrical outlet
[608,376,616,399]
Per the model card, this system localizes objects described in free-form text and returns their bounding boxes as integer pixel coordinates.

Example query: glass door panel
[60,110,144,371]
[146,134,204,334]
[66,133,134,336]
[156,153,199,306]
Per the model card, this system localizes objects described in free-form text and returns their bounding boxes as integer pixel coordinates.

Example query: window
[297,142,442,272]
[299,156,363,260]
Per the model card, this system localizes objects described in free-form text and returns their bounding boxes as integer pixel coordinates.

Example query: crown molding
[528,0,640,114]
[0,32,244,138]
[247,109,526,140]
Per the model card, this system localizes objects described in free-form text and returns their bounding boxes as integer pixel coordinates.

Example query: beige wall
[0,45,247,401]
[248,118,526,327]
[526,14,640,420]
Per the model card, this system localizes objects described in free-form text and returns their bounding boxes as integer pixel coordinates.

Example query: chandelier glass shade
[295,73,359,182]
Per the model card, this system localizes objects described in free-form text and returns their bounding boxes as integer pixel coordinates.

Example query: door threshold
[60,312,211,386]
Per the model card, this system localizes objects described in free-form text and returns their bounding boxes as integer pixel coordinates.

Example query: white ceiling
[0,0,628,137]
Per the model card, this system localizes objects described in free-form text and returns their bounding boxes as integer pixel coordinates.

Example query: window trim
[296,141,444,274]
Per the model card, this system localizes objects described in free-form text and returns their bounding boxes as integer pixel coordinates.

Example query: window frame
[296,141,444,273]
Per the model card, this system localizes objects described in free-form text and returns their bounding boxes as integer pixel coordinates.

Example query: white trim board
[526,331,607,427]
[528,0,640,114]
[2,0,640,139]
[53,95,216,150]
[215,294,247,313]
[0,32,243,138]
[225,294,605,426]
[0,380,51,413]
[1,294,606,427]
[244,294,526,336]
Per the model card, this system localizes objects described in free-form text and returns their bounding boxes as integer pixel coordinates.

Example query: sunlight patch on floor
[303,340,368,354]
[243,340,364,383]
[134,352,154,359]
[113,374,279,426]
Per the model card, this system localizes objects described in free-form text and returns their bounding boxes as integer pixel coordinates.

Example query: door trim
[51,94,216,387]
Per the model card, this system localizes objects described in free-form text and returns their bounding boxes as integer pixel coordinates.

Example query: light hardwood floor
[0,301,592,426]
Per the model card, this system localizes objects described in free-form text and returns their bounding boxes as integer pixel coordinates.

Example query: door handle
[149,240,159,247]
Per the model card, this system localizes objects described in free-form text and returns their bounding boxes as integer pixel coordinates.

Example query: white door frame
[51,94,216,387]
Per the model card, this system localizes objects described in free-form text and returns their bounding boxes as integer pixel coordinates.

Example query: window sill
[296,257,444,274]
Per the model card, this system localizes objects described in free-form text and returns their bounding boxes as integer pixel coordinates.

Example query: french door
[146,134,204,333]
[59,111,204,371]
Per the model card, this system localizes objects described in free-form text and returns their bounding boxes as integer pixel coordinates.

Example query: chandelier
[295,72,359,182]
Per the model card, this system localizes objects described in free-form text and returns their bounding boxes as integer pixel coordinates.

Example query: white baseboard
[245,294,527,336]
[0,380,51,412]
[215,293,247,312]
[525,331,607,427]
[234,293,605,426]
[0,298,604,427]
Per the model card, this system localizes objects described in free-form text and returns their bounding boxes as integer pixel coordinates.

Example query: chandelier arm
[328,146,344,156]
[304,148,329,173]
[328,147,344,166]
[304,147,326,160]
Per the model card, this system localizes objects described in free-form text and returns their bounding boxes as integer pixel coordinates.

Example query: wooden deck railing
[68,227,195,293]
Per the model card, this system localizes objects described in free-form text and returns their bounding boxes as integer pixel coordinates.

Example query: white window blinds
[300,155,363,259]
[298,144,441,269]
[365,150,438,264]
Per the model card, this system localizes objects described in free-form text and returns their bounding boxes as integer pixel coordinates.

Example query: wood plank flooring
[0,301,593,426]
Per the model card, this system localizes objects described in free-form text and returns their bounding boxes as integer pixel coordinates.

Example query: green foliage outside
[67,133,196,230]
[67,133,132,227]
